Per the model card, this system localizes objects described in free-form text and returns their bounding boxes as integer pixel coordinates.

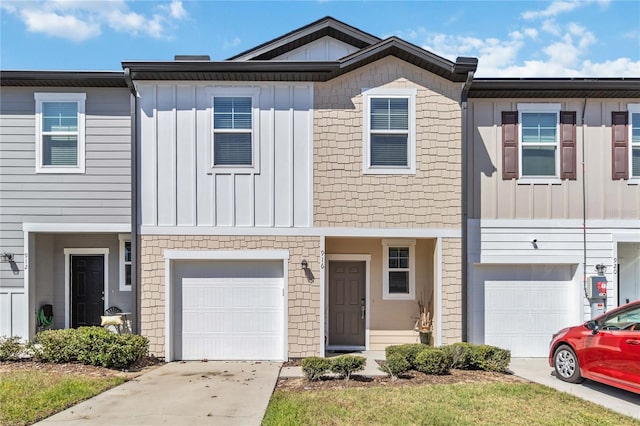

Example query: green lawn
[263,382,639,426]
[0,370,125,426]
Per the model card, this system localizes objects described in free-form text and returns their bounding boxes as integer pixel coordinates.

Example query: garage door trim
[164,249,289,362]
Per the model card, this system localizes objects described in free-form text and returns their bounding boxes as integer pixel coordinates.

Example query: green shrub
[414,348,450,375]
[385,344,426,369]
[440,342,474,369]
[301,357,331,381]
[471,345,511,372]
[380,353,410,379]
[329,355,365,380]
[31,329,79,363]
[75,327,148,369]
[31,327,148,369]
[0,336,22,361]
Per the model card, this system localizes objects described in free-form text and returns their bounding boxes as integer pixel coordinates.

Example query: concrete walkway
[37,361,281,425]
[509,358,639,420]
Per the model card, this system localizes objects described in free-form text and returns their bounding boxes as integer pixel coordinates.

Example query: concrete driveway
[510,358,639,420]
[37,361,281,425]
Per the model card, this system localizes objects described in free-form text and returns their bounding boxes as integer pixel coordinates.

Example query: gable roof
[124,17,477,83]
[227,16,380,61]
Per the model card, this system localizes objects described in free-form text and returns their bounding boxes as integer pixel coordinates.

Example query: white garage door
[181,278,284,361]
[485,281,574,357]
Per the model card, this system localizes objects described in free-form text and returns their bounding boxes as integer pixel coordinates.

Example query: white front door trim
[325,254,371,351]
[163,249,290,362]
[63,248,109,329]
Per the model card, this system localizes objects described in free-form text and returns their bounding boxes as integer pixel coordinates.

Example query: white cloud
[18,9,100,41]
[223,37,242,50]
[522,1,582,20]
[415,17,637,77]
[2,0,188,42]
[169,1,187,20]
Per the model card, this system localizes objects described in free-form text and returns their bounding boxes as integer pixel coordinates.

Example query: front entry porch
[26,231,134,339]
[324,237,438,352]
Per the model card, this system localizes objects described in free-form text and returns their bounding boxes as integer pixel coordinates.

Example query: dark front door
[329,261,366,347]
[71,255,104,328]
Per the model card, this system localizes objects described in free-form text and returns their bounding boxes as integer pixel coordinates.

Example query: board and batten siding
[466,98,640,221]
[273,36,359,61]
[138,83,313,229]
[0,87,132,287]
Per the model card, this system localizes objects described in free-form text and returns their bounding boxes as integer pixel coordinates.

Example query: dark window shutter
[502,111,518,179]
[560,111,577,180]
[611,112,628,180]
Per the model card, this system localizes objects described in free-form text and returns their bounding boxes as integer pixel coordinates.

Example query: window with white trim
[34,93,86,174]
[363,88,416,174]
[518,103,560,179]
[382,239,416,300]
[118,234,131,291]
[629,104,640,179]
[210,88,260,172]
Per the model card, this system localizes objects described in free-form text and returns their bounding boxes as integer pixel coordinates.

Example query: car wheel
[553,345,584,383]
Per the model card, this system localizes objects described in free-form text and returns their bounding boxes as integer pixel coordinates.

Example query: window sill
[364,167,416,175]
[517,177,561,185]
[382,293,415,301]
[627,178,640,185]
[36,166,85,174]
[210,165,260,175]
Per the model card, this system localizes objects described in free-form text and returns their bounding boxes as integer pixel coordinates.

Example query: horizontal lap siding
[0,87,132,287]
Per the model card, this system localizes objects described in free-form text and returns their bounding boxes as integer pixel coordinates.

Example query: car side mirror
[586,320,599,334]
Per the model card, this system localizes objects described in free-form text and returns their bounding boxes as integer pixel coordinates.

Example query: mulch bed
[0,356,165,379]
[276,369,528,392]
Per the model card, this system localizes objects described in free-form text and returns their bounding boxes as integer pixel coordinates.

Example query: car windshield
[601,305,640,331]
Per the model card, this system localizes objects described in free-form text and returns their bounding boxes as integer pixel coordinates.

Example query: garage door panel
[485,280,574,357]
[180,277,284,360]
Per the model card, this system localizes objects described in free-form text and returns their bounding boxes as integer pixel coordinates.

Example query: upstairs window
[213,96,254,167]
[34,93,86,173]
[503,103,577,183]
[630,105,640,179]
[363,88,416,174]
[519,104,560,179]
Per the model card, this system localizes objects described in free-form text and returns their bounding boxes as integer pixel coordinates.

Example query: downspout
[460,70,474,342]
[581,97,588,303]
[123,68,140,333]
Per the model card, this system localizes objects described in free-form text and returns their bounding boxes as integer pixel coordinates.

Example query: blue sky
[1,0,639,77]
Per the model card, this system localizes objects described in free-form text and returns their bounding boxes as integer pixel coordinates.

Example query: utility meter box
[587,275,608,299]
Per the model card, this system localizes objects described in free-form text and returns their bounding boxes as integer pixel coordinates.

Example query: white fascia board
[140,226,462,238]
[480,219,640,230]
[163,249,290,260]
[23,223,131,233]
[479,254,582,265]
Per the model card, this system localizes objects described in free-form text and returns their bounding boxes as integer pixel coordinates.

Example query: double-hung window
[363,88,416,174]
[518,103,560,180]
[118,234,131,291]
[34,93,86,173]
[382,239,416,300]
[211,88,260,172]
[630,104,640,179]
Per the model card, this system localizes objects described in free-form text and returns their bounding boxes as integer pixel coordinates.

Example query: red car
[549,300,640,394]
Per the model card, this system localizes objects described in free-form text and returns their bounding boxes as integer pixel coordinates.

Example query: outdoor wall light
[1,252,14,262]
[531,239,538,249]
[595,264,607,275]
[301,259,308,270]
